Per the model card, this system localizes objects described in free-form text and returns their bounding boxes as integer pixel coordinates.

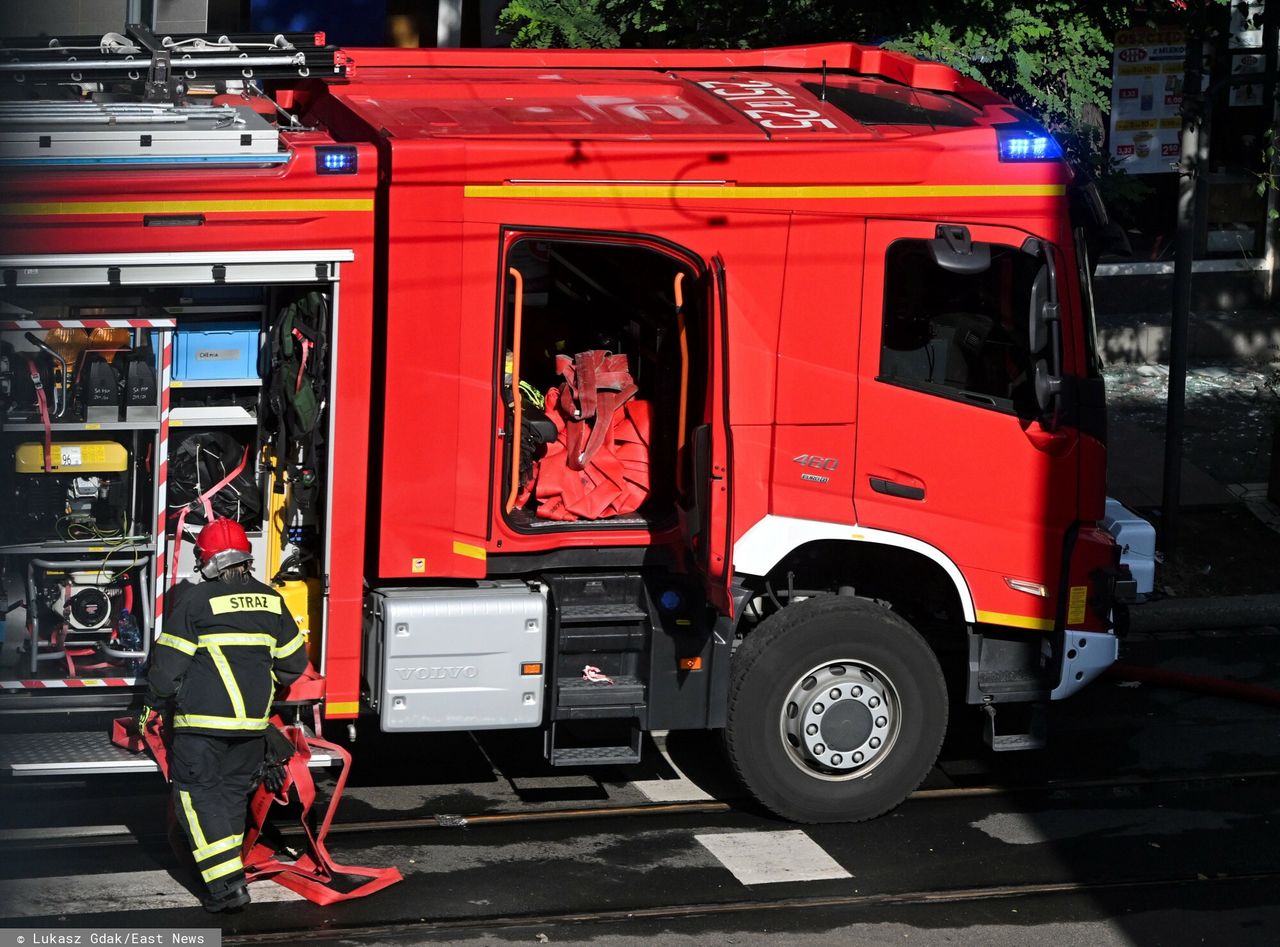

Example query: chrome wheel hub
[781,660,901,779]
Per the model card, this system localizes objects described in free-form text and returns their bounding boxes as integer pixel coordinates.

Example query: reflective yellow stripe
[464,183,1067,201]
[201,854,244,883]
[208,593,283,615]
[156,633,197,656]
[199,633,275,648]
[178,790,208,850]
[0,199,374,216]
[174,713,269,730]
[203,645,247,719]
[976,609,1056,631]
[273,633,305,659]
[326,701,360,716]
[452,540,487,561]
[193,833,243,863]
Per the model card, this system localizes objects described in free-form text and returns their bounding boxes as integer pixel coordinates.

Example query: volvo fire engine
[0,27,1148,823]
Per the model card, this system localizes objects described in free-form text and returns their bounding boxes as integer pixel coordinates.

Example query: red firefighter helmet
[195,517,253,578]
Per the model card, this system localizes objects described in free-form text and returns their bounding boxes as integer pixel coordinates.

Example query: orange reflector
[679,657,703,671]
[521,662,543,676]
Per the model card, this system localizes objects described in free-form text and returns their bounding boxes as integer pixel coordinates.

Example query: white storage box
[1103,498,1157,596]
[366,585,547,732]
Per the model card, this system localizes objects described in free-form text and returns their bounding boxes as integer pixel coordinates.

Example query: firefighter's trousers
[170,732,263,898]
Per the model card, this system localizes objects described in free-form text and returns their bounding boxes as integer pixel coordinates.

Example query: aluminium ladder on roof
[0,23,345,91]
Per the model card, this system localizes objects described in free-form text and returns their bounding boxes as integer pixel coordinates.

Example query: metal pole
[1160,27,1205,554]
[1262,0,1279,303]
[437,0,464,47]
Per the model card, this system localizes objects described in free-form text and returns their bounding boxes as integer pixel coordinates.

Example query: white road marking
[630,734,714,803]
[695,830,851,885]
[631,776,714,803]
[0,869,305,917]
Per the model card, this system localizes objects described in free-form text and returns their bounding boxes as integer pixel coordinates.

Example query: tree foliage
[496,1,1128,164]
[496,0,889,51]
[883,3,1128,168]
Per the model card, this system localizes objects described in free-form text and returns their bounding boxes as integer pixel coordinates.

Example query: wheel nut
[806,724,818,736]
[829,688,841,700]
[869,737,881,749]
[869,696,880,708]
[875,716,887,728]
[813,703,825,714]
[831,754,843,765]
[853,752,864,763]
[852,686,863,697]
[814,744,826,755]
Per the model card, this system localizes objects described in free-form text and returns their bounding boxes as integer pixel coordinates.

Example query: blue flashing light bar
[996,126,1064,162]
[316,146,358,175]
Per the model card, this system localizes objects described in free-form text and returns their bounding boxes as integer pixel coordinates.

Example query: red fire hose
[1105,663,1280,707]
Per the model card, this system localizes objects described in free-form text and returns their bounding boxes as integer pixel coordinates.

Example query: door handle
[869,477,925,501]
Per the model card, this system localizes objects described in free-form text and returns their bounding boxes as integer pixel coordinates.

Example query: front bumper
[1050,629,1119,699]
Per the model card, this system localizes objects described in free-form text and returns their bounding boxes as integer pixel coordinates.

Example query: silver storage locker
[366,585,546,732]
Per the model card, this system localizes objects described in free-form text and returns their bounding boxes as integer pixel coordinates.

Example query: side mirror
[1034,359,1063,422]
[1027,264,1059,355]
[1026,255,1063,417]
[930,224,992,275]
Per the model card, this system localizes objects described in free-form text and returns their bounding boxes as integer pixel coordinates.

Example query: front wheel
[725,596,947,823]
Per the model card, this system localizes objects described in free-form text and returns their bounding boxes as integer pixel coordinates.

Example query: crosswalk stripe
[695,830,852,885]
[0,869,305,917]
[629,733,715,803]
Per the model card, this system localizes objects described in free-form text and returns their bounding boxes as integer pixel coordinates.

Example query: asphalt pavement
[3,628,1280,944]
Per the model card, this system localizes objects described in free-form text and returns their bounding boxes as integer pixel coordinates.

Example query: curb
[1129,593,1280,634]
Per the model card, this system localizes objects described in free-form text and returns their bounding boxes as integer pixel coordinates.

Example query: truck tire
[725,595,947,823]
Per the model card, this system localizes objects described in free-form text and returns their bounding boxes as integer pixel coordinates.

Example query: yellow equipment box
[15,441,129,473]
[277,577,324,665]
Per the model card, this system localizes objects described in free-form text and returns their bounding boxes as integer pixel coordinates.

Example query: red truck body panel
[0,40,1113,726]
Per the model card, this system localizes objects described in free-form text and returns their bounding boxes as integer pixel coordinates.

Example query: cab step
[546,721,642,767]
[555,674,646,713]
[546,573,653,766]
[982,703,1047,752]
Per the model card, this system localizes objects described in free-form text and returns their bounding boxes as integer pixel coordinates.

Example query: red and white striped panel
[1,678,138,689]
[154,333,173,641]
[1,319,177,330]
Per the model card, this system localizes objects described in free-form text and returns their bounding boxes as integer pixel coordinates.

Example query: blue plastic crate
[173,324,261,381]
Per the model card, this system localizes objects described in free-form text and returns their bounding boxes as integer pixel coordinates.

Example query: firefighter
[138,517,309,912]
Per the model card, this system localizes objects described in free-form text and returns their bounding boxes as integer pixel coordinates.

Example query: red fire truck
[0,28,1139,822]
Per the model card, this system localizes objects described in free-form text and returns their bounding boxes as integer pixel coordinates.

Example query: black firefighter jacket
[147,576,309,736]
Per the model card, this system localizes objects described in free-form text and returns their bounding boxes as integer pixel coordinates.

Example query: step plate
[550,745,641,766]
[0,730,335,777]
[557,676,645,707]
[559,604,649,623]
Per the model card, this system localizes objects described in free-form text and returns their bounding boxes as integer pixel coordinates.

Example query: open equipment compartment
[1,285,167,685]
[0,264,340,691]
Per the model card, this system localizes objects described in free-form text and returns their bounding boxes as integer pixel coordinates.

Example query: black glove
[259,760,287,794]
[255,724,296,795]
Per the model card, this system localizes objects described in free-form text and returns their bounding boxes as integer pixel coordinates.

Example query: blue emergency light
[316,146,358,174]
[996,126,1063,162]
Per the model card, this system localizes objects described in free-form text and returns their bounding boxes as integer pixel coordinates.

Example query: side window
[879,238,1040,416]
